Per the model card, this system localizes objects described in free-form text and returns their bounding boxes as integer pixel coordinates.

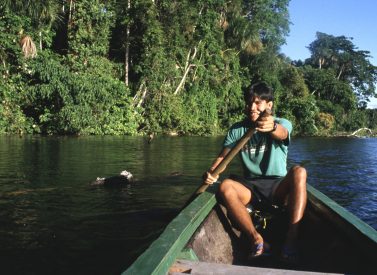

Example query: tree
[2,0,63,50]
[302,65,356,110]
[307,32,377,107]
[224,0,289,55]
[67,0,115,64]
[9,0,376,136]
[277,63,318,135]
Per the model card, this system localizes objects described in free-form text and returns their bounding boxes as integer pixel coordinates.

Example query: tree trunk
[174,64,195,95]
[2,60,8,77]
[319,57,324,69]
[69,0,74,24]
[124,0,131,86]
[173,7,203,95]
[133,80,148,107]
[337,64,344,80]
[137,86,148,108]
[39,31,43,51]
[173,47,198,95]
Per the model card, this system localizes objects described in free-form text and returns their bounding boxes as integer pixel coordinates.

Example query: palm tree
[29,0,64,50]
[3,0,64,50]
[20,35,37,58]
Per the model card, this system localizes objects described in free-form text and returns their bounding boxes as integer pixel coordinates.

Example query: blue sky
[280,0,377,108]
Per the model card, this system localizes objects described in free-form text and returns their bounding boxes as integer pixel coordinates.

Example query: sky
[280,0,377,109]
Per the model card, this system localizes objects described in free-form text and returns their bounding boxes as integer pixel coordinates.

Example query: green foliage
[365,109,377,130]
[0,11,29,75]
[2,0,63,51]
[1,1,376,137]
[183,90,220,135]
[279,65,309,98]
[302,65,357,110]
[316,112,335,135]
[277,96,319,135]
[341,109,368,132]
[307,32,377,107]
[225,0,289,54]
[131,0,248,135]
[0,10,35,134]
[273,63,318,135]
[23,50,141,135]
[297,32,377,133]
[68,0,115,65]
[0,77,33,134]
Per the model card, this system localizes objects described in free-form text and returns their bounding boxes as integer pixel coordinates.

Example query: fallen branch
[133,81,147,107]
[173,46,198,95]
[173,64,195,95]
[137,85,148,108]
[349,128,372,137]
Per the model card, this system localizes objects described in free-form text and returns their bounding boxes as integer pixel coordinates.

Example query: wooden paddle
[184,109,272,206]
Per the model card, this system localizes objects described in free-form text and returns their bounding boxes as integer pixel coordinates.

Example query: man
[203,82,307,262]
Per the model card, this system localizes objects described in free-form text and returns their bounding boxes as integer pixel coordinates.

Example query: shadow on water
[0,135,376,274]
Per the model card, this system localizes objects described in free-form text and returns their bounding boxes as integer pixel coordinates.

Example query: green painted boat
[123,183,377,274]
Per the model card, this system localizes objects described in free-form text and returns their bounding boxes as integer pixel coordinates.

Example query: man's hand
[256,114,275,133]
[202,171,219,185]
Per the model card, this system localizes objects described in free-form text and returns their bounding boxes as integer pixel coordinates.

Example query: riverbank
[1,127,377,138]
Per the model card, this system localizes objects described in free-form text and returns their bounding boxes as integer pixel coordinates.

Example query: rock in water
[91,170,133,186]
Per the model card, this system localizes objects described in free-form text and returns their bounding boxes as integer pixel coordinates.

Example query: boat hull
[123,183,377,274]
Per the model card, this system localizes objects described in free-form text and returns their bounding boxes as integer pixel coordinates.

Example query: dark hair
[244,82,274,103]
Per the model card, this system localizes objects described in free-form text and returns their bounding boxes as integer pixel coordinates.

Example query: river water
[0,136,376,274]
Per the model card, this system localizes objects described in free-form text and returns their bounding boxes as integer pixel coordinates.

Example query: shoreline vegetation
[1,127,377,139]
[1,1,377,137]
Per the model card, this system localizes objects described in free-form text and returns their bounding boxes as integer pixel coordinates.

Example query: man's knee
[218,179,234,198]
[218,179,252,206]
[291,165,307,181]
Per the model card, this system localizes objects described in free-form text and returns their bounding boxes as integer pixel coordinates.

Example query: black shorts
[228,174,283,202]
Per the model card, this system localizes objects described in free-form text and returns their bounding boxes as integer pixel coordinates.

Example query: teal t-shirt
[223,117,292,178]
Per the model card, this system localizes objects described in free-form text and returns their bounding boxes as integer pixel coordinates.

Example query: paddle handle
[195,109,272,195]
[194,128,255,194]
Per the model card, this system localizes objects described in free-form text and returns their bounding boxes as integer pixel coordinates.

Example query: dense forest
[1,0,377,136]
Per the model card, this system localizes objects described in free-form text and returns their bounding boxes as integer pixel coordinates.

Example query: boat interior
[173,194,376,274]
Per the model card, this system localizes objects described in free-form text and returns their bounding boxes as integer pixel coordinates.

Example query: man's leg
[218,179,263,248]
[273,165,307,248]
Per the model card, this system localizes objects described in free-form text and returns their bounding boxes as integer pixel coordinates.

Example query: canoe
[123,183,377,274]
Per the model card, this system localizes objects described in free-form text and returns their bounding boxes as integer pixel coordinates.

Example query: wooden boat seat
[169,259,340,275]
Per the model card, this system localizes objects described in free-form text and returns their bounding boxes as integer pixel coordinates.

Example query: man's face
[246,96,273,122]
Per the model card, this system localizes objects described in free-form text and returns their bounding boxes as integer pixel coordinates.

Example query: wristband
[270,122,278,133]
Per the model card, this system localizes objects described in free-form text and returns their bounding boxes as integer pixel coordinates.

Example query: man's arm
[203,147,231,185]
[256,114,288,141]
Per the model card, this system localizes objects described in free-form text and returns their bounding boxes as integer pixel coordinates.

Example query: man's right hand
[202,171,219,185]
